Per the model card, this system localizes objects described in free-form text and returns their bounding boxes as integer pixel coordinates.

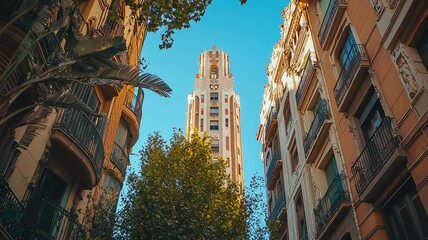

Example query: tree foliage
[124,0,247,49]
[117,130,246,239]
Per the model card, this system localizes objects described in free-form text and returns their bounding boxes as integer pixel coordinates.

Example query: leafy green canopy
[125,0,247,49]
[117,130,246,239]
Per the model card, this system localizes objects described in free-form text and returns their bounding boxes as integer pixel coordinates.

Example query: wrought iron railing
[70,83,101,113]
[303,100,330,156]
[333,44,369,106]
[111,142,128,177]
[351,117,401,194]
[0,133,17,179]
[124,89,144,123]
[265,108,278,140]
[269,191,286,220]
[23,198,85,240]
[318,0,347,47]
[296,57,316,107]
[266,149,281,183]
[0,177,24,239]
[314,174,350,233]
[99,8,124,37]
[54,108,105,180]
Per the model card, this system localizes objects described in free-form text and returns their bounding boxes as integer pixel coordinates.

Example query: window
[210,92,218,100]
[210,84,219,90]
[289,139,298,172]
[416,24,428,69]
[210,66,218,79]
[115,120,129,149]
[357,90,385,141]
[210,107,219,116]
[283,103,292,134]
[200,119,204,130]
[238,163,241,175]
[226,137,229,150]
[201,108,204,115]
[383,180,428,240]
[201,94,205,103]
[211,139,219,153]
[339,31,357,70]
[319,0,331,14]
[295,191,308,239]
[210,120,219,130]
[225,109,228,115]
[325,155,339,187]
[225,95,228,103]
[225,118,229,127]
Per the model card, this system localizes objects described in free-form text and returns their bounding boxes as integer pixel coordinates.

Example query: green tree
[117,130,246,239]
[124,0,247,49]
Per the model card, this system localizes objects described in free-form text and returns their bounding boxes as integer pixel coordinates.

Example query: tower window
[210,120,219,130]
[210,93,219,100]
[210,66,218,79]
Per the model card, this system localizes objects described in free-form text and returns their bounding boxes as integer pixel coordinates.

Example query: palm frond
[17,106,52,150]
[136,73,172,98]
[42,91,103,117]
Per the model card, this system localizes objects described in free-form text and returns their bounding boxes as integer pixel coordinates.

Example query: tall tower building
[187,46,244,189]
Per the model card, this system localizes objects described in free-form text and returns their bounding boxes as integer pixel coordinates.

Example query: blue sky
[130,0,287,188]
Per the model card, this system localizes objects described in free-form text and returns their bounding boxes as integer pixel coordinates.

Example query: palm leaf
[16,106,52,150]
[42,91,104,117]
[136,73,172,98]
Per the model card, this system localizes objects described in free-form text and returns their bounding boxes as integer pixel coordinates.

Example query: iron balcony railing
[318,0,347,48]
[124,89,144,123]
[54,108,105,180]
[296,57,316,107]
[333,44,369,106]
[265,108,278,140]
[23,198,85,240]
[266,149,281,183]
[303,100,330,156]
[0,133,17,178]
[314,174,350,233]
[351,117,401,194]
[269,191,286,220]
[111,142,128,177]
[0,177,24,239]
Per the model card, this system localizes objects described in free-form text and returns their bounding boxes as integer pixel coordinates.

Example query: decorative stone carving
[370,0,384,19]
[392,43,421,99]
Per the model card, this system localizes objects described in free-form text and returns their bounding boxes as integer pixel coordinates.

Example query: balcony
[318,0,347,49]
[269,191,286,220]
[53,108,105,185]
[0,178,24,239]
[266,149,282,190]
[111,142,129,177]
[124,89,143,123]
[265,108,278,142]
[314,174,351,238]
[23,198,85,240]
[351,117,406,202]
[296,56,317,109]
[303,100,332,163]
[333,44,370,112]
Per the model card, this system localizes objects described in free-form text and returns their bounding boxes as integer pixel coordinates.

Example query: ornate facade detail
[392,43,421,99]
[370,0,384,19]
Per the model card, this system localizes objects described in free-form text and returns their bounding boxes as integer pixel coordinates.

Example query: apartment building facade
[258,2,359,239]
[259,0,428,239]
[299,0,428,239]
[187,47,244,189]
[0,0,146,238]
